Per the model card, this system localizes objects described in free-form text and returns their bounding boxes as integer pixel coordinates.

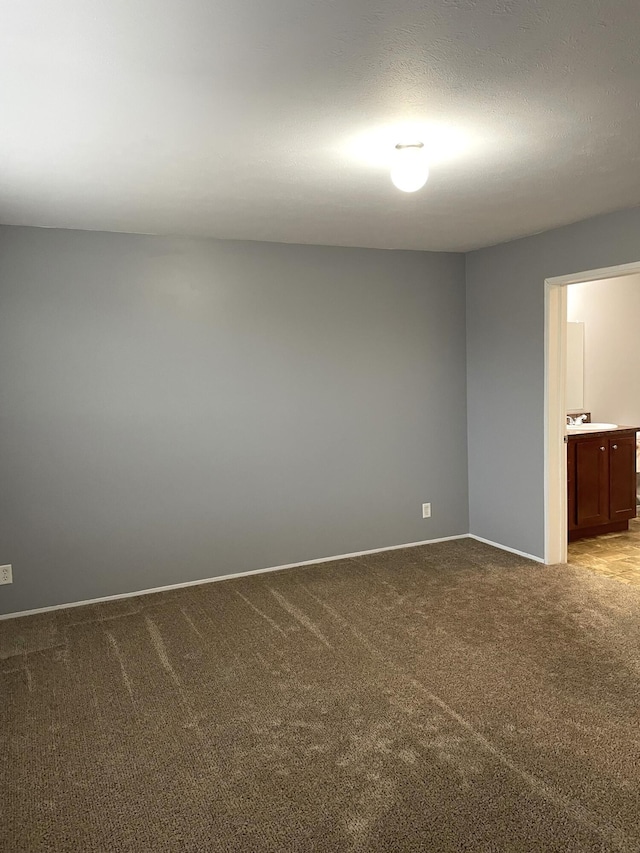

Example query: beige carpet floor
[1,538,639,852]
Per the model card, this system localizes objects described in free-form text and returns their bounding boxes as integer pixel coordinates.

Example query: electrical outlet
[0,565,12,585]
[422,503,432,519]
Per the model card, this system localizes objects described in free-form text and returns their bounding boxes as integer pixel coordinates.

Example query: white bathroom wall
[567,273,640,426]
[566,322,585,412]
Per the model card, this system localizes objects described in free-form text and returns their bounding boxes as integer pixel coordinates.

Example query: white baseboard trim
[0,533,469,622]
[468,534,545,564]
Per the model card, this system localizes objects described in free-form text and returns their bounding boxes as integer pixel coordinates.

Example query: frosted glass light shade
[390,144,429,192]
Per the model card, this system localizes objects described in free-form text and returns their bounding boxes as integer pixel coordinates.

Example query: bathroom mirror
[566,322,585,411]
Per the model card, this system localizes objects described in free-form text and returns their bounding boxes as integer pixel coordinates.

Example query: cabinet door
[575,439,609,527]
[609,436,637,521]
[567,441,577,530]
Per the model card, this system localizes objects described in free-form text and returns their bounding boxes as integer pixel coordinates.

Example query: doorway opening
[544,261,640,570]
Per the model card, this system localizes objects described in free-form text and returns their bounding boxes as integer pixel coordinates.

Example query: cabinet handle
[613,444,618,450]
[600,446,606,451]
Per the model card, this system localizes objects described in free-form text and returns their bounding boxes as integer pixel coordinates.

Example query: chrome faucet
[567,414,588,426]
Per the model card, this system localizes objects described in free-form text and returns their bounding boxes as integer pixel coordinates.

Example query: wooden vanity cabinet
[567,428,638,541]
[567,440,577,533]
[609,435,638,520]
[575,438,610,528]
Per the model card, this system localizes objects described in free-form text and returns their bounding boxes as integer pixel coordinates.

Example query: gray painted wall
[466,205,640,559]
[0,226,468,615]
[567,274,640,425]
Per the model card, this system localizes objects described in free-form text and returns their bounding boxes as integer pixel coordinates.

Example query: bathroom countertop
[566,425,640,439]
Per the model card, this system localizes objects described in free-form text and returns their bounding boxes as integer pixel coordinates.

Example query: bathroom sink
[566,422,618,431]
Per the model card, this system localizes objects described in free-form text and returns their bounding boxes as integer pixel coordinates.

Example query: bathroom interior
[565,273,640,586]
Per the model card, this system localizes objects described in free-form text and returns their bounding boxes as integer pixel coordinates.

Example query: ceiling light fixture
[390,142,429,193]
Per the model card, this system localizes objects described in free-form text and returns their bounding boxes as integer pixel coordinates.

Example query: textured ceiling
[2,0,640,252]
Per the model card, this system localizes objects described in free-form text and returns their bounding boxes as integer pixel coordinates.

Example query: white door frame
[544,260,640,565]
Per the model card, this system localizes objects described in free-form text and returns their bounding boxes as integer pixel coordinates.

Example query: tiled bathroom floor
[568,516,640,587]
